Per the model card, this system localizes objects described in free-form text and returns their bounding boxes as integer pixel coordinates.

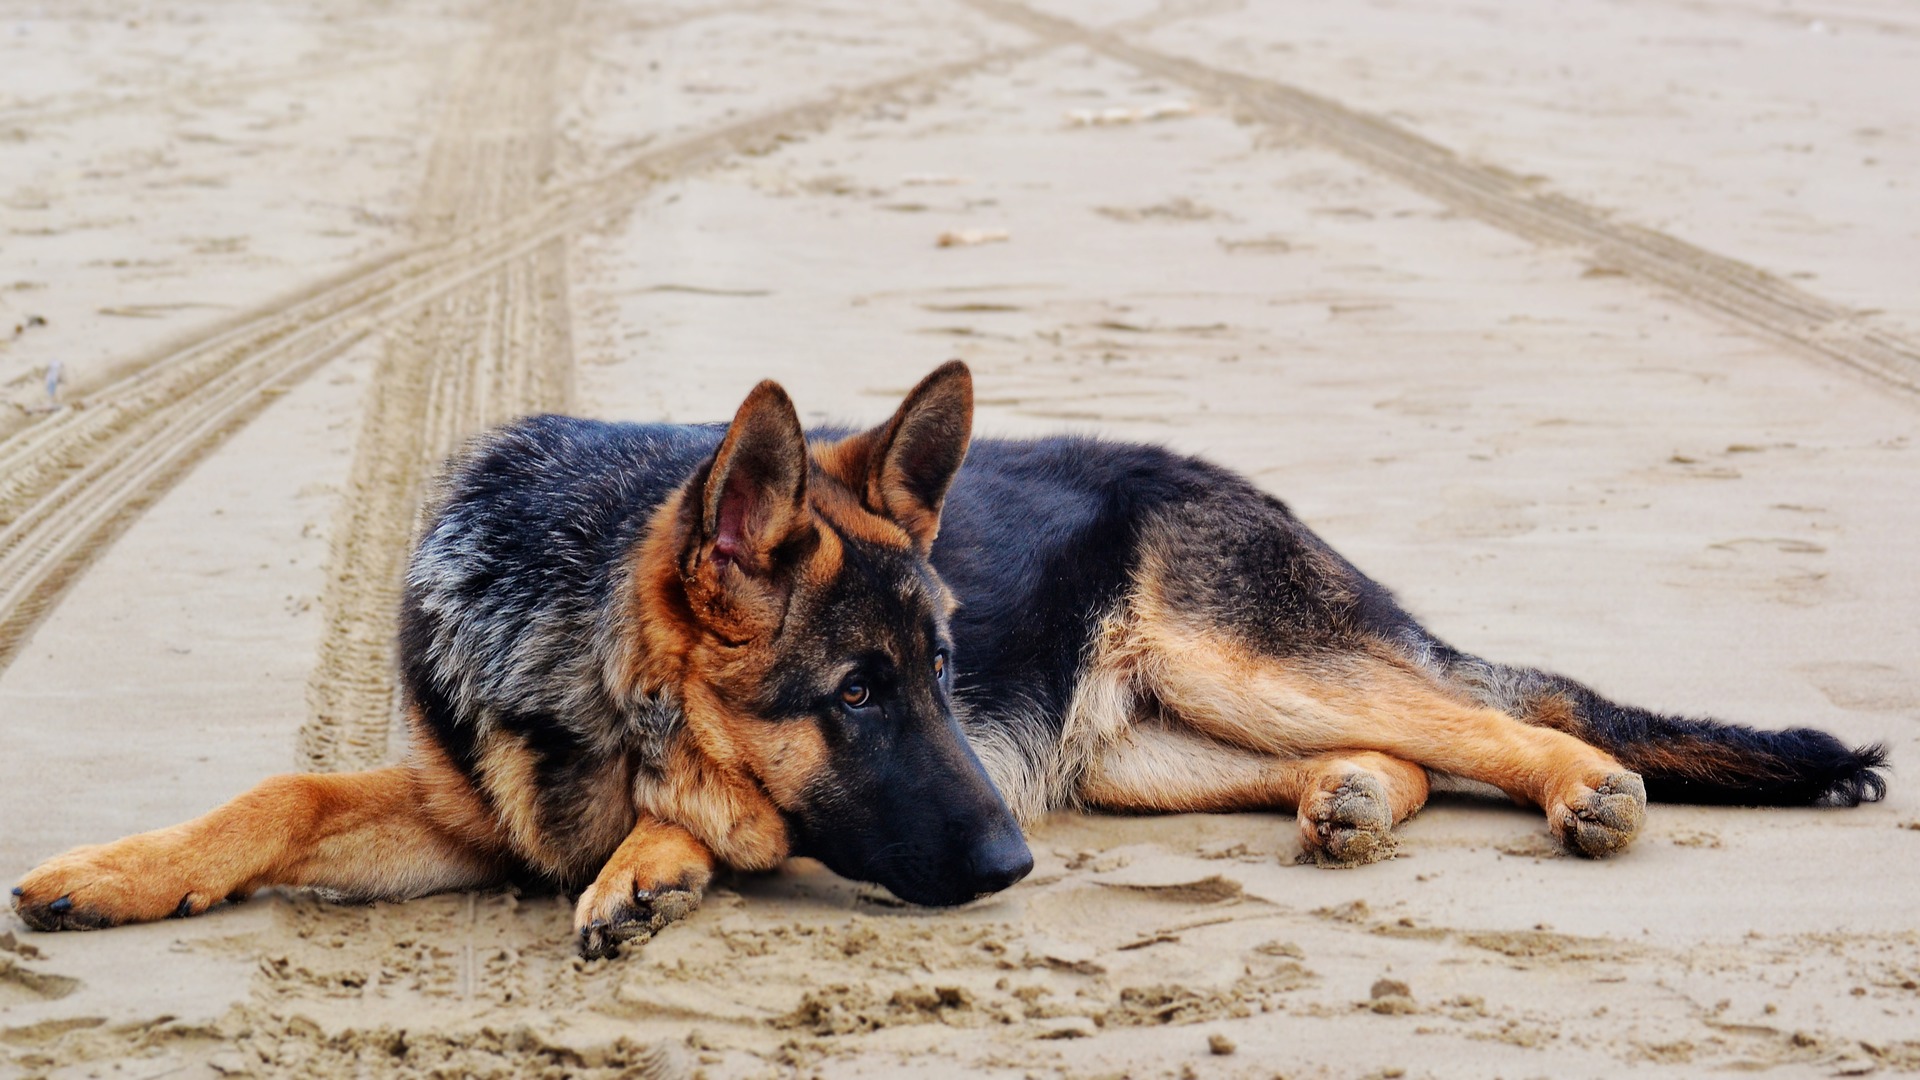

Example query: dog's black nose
[967,829,1034,896]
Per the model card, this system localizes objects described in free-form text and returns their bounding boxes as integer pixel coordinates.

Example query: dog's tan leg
[573,814,716,960]
[12,764,503,931]
[1108,606,1646,855]
[1138,640,1646,855]
[1078,723,1428,864]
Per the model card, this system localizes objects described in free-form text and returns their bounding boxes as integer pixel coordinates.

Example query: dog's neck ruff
[624,687,685,772]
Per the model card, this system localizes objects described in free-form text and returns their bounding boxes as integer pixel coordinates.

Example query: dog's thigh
[573,814,715,960]
[1079,725,1426,864]
[13,765,503,931]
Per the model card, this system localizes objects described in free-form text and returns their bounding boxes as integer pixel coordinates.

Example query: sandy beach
[2,0,1918,1076]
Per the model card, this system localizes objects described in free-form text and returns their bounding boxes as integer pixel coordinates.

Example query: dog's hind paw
[1298,772,1397,867]
[1551,771,1647,857]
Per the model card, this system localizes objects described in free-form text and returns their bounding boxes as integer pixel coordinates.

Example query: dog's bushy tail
[1434,648,1887,806]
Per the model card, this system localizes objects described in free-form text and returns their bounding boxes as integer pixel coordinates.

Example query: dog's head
[652,361,1030,906]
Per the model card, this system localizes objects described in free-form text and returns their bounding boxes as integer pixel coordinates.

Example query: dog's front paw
[1550,771,1647,857]
[13,836,218,932]
[1297,771,1396,866]
[573,867,709,961]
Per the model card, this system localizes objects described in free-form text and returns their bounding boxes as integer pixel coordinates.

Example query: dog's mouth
[868,874,987,909]
[854,840,1034,909]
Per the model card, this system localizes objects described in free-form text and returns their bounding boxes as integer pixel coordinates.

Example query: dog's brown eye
[840,681,871,708]
[933,651,947,679]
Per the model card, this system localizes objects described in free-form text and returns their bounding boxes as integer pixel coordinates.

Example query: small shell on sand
[1065,101,1195,126]
[936,228,1010,248]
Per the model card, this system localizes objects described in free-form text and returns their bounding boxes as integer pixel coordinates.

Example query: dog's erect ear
[842,361,974,551]
[683,380,812,639]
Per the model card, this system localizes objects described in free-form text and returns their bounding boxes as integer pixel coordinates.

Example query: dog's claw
[48,896,72,914]
[579,919,612,961]
[9,886,21,898]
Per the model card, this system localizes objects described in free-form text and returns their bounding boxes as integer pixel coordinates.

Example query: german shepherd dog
[12,362,1887,958]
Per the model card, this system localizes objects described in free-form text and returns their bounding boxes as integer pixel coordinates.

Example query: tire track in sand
[962,0,1920,397]
[0,40,1043,678]
[299,0,580,772]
